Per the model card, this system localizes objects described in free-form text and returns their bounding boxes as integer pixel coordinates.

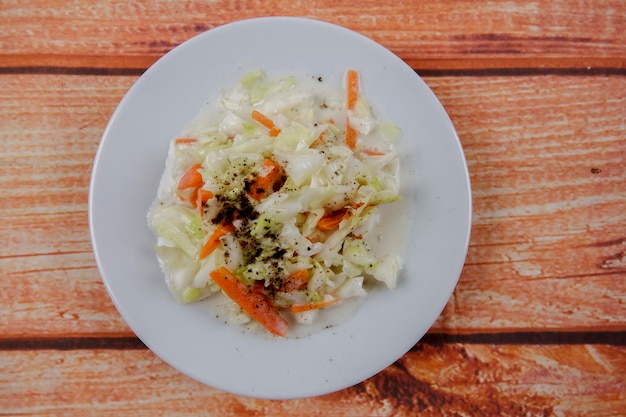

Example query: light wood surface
[2,344,625,416]
[1,1,625,415]
[1,1,625,70]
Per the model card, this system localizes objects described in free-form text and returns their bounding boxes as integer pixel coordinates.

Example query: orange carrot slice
[210,267,288,337]
[346,69,359,109]
[247,159,283,201]
[196,189,214,214]
[251,110,281,137]
[198,223,235,260]
[316,208,350,231]
[291,298,340,313]
[177,163,203,190]
[362,149,386,156]
[175,138,197,145]
[281,269,309,292]
[345,126,358,149]
[345,69,359,149]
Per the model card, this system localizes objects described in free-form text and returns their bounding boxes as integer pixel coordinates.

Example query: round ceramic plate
[89,17,471,399]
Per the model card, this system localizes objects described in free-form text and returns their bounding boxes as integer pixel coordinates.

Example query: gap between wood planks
[0,332,624,351]
[0,54,625,76]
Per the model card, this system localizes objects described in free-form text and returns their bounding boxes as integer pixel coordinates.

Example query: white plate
[89,17,471,399]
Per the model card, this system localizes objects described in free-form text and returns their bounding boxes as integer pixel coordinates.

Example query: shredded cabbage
[148,70,402,335]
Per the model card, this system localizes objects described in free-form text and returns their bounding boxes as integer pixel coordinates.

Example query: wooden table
[1,1,624,415]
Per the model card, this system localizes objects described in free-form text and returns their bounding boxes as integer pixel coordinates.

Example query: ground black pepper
[212,190,258,226]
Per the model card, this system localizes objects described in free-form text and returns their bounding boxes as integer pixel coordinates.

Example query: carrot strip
[247,159,283,201]
[344,69,359,149]
[362,149,386,156]
[251,110,274,129]
[281,269,309,292]
[175,138,197,145]
[345,125,357,149]
[316,208,350,231]
[177,163,203,190]
[210,267,288,337]
[198,223,235,260]
[346,69,359,110]
[291,298,340,313]
[251,110,281,137]
[196,189,214,214]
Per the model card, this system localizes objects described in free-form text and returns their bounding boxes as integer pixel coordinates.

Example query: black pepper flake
[212,190,258,226]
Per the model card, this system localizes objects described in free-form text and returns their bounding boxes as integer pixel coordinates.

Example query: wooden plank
[427,75,626,333]
[0,74,624,338]
[1,344,624,415]
[0,75,135,337]
[1,0,625,71]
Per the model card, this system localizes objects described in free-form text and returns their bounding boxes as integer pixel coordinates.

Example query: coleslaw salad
[148,69,402,337]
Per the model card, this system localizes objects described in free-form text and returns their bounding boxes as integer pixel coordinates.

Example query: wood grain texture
[1,1,625,414]
[0,73,624,338]
[0,75,135,337]
[1,344,624,416]
[428,75,626,332]
[1,0,625,70]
